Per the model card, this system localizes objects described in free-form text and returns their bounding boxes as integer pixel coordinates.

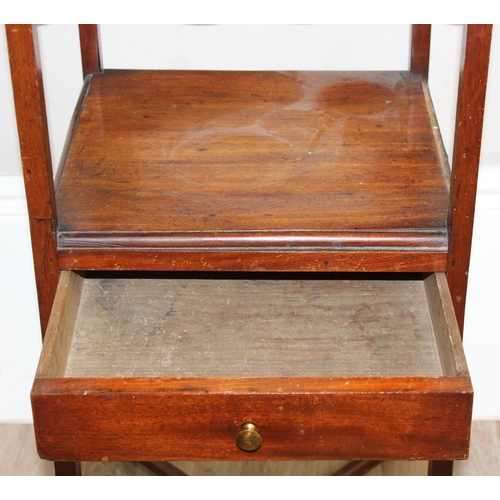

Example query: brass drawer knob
[236,423,262,452]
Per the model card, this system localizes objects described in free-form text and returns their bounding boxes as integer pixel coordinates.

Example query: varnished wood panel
[411,25,431,76]
[447,24,493,334]
[6,25,60,336]
[57,248,448,273]
[6,421,500,475]
[78,25,101,77]
[31,376,472,462]
[28,219,59,336]
[31,272,472,462]
[6,25,56,221]
[56,70,449,264]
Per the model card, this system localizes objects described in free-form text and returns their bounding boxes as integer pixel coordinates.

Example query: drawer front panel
[31,272,472,462]
[32,377,472,462]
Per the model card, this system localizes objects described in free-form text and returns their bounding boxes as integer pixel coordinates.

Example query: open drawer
[32,272,472,462]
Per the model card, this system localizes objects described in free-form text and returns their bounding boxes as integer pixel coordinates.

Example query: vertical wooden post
[410,24,432,77]
[6,24,82,477]
[54,462,82,476]
[447,24,493,335]
[428,460,454,476]
[430,23,493,479]
[79,24,102,77]
[6,24,59,337]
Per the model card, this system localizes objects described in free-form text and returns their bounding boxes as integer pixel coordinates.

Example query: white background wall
[0,24,499,422]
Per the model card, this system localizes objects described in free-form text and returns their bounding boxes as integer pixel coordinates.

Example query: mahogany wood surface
[28,219,60,337]
[54,75,93,190]
[57,248,447,273]
[31,271,472,463]
[6,24,81,475]
[410,25,431,77]
[55,70,449,270]
[6,25,57,221]
[31,376,472,462]
[6,25,60,336]
[7,24,491,476]
[447,24,493,335]
[78,25,101,77]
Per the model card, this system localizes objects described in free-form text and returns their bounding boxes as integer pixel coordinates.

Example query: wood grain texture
[57,248,448,273]
[54,75,93,190]
[411,25,431,76]
[6,25,60,337]
[36,272,83,378]
[78,25,101,77]
[447,24,493,335]
[6,421,500,475]
[6,25,57,221]
[64,276,442,378]
[453,421,500,476]
[31,376,472,462]
[424,273,469,377]
[28,219,60,337]
[0,425,54,476]
[31,272,472,462]
[55,70,449,268]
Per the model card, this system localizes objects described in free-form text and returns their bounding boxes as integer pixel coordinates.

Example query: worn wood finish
[31,272,472,462]
[7,421,500,475]
[424,273,469,376]
[6,23,81,475]
[6,25,57,221]
[31,376,472,462]
[8,24,490,476]
[78,25,101,77]
[57,248,447,273]
[410,25,431,77]
[36,272,83,378]
[55,70,449,268]
[54,75,93,189]
[27,220,59,337]
[63,276,442,378]
[6,25,60,336]
[447,24,493,335]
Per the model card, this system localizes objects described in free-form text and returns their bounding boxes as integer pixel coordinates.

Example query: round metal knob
[236,423,262,452]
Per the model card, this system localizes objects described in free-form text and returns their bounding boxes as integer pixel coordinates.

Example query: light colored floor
[1,421,498,476]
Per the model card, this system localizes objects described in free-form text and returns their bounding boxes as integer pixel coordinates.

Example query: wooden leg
[332,460,382,476]
[54,461,82,476]
[428,460,453,476]
[140,461,188,476]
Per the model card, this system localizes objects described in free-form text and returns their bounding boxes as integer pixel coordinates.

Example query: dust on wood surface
[65,277,442,378]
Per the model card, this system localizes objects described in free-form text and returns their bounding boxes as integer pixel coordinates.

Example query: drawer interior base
[32,272,472,462]
[65,275,443,378]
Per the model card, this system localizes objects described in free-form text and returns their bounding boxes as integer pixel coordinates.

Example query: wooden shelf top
[56,70,450,271]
